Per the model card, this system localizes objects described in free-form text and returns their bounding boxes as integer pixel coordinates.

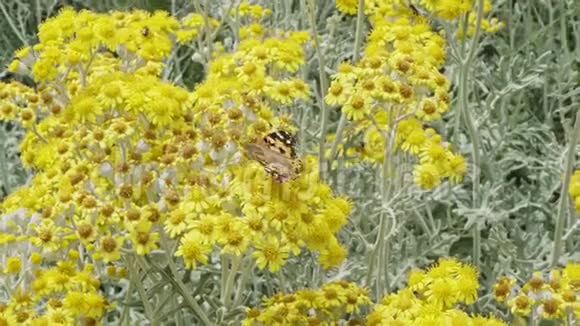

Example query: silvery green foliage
[0,123,28,200]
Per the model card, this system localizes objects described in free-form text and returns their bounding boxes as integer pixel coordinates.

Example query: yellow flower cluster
[1,5,349,297]
[245,259,505,325]
[569,170,580,213]
[326,3,466,189]
[8,8,214,82]
[236,1,273,19]
[336,0,503,36]
[243,280,372,325]
[180,6,348,271]
[493,262,579,321]
[0,257,108,325]
[367,257,505,325]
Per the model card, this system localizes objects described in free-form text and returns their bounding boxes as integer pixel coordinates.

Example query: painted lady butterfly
[244,130,304,183]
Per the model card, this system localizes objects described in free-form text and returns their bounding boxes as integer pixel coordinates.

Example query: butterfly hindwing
[245,130,302,183]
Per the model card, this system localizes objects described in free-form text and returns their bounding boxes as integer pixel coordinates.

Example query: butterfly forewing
[263,131,298,158]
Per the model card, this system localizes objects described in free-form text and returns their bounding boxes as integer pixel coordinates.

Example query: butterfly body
[244,131,303,183]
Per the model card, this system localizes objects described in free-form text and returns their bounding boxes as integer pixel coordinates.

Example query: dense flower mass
[243,280,372,325]
[0,4,350,323]
[245,258,506,325]
[366,258,505,325]
[493,262,579,322]
[327,2,467,189]
[335,0,503,36]
[0,254,108,325]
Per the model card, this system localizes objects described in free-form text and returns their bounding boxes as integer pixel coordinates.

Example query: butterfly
[244,130,304,183]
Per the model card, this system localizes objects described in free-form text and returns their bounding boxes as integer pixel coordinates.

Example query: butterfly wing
[245,143,297,182]
[245,130,301,183]
[244,143,268,165]
[263,131,298,158]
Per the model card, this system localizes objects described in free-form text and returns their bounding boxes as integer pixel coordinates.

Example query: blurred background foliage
[0,0,578,318]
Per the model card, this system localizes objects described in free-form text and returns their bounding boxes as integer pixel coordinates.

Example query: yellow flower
[175,231,212,269]
[0,309,18,326]
[30,252,43,265]
[416,98,442,122]
[304,220,332,251]
[563,262,580,287]
[189,213,217,242]
[45,307,74,325]
[30,219,62,252]
[75,219,97,244]
[336,0,359,15]
[433,0,473,20]
[242,307,261,326]
[95,235,124,263]
[492,276,515,303]
[317,240,347,269]
[5,256,22,274]
[266,80,295,104]
[317,283,347,309]
[252,236,289,272]
[129,221,159,255]
[9,287,34,311]
[236,60,265,82]
[446,152,467,183]
[414,163,442,190]
[420,142,447,164]
[401,128,427,154]
[523,272,547,294]
[325,80,351,106]
[164,207,189,238]
[425,278,458,309]
[455,263,479,304]
[31,59,58,83]
[218,219,249,256]
[343,94,371,121]
[541,297,563,319]
[508,293,534,316]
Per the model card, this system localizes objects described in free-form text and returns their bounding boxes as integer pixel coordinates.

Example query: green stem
[160,236,212,325]
[559,2,568,53]
[204,0,213,60]
[352,0,365,63]
[126,255,155,322]
[365,108,398,298]
[308,0,330,181]
[0,128,11,196]
[220,254,228,301]
[192,0,213,63]
[364,243,376,288]
[551,110,580,267]
[0,1,28,45]
[458,0,485,268]
[209,1,236,41]
[223,255,242,309]
[119,277,133,325]
[375,126,397,298]
[232,257,254,308]
[374,210,388,298]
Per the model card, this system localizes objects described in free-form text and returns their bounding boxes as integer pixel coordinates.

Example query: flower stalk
[551,109,580,267]
[308,0,330,181]
[125,255,155,322]
[0,128,10,196]
[458,0,485,267]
